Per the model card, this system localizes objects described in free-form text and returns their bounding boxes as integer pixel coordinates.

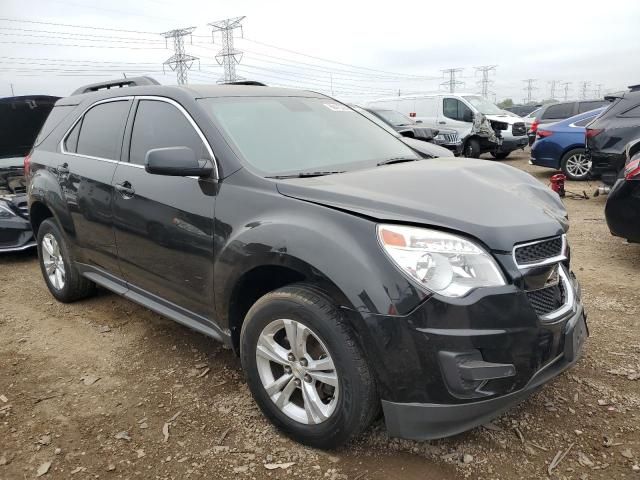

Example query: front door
[112,98,217,321]
[439,97,474,135]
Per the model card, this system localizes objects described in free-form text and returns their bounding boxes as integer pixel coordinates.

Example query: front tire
[561,148,591,181]
[490,151,510,159]
[464,138,481,158]
[37,218,96,303]
[240,284,378,449]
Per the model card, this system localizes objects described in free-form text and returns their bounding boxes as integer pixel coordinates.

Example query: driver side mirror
[145,147,214,178]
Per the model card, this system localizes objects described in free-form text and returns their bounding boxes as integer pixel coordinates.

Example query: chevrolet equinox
[26,77,588,449]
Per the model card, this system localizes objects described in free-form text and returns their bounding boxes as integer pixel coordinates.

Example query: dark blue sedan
[530,107,605,180]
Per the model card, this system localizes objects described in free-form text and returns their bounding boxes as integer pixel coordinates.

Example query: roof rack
[628,84,640,92]
[222,80,267,86]
[71,76,160,96]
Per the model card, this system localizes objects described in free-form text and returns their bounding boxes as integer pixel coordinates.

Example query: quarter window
[64,120,81,153]
[75,100,131,160]
[129,100,208,166]
[443,98,472,122]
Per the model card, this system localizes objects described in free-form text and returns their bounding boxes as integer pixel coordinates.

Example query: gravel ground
[1,150,639,480]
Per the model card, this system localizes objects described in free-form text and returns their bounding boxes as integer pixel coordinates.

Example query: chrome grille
[437,133,460,144]
[526,283,565,317]
[514,236,564,267]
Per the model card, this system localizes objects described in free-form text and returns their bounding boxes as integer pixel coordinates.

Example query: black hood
[0,95,59,158]
[276,159,568,252]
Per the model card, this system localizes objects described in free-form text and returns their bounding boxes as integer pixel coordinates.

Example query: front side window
[443,98,473,122]
[129,100,208,165]
[542,103,574,120]
[199,97,417,175]
[75,100,131,160]
[461,96,503,115]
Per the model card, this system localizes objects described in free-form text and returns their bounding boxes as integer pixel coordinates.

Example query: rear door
[58,98,132,271]
[112,97,217,321]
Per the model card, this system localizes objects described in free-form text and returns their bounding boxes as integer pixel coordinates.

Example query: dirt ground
[1,150,639,480]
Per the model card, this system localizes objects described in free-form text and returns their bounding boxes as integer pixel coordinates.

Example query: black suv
[586,85,640,185]
[27,77,587,448]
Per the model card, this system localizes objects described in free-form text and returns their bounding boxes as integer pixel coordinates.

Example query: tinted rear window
[577,101,608,113]
[0,97,60,158]
[541,103,575,120]
[76,100,130,160]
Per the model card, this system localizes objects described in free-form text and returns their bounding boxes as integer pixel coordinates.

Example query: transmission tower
[523,79,537,104]
[561,82,571,101]
[474,65,497,98]
[548,80,560,100]
[441,68,464,93]
[160,27,198,85]
[579,81,591,100]
[209,16,246,84]
[595,83,604,98]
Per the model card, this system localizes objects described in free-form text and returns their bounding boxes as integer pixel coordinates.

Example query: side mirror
[145,147,213,177]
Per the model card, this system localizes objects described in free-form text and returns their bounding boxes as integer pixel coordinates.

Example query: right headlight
[377,224,506,297]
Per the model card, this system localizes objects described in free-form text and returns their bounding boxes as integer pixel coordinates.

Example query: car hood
[485,114,524,125]
[401,137,454,158]
[276,159,568,251]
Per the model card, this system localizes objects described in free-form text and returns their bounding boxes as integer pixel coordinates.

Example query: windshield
[462,96,504,115]
[351,106,401,137]
[371,109,414,126]
[200,97,418,175]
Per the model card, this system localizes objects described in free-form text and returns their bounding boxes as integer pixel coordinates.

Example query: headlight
[377,224,506,297]
[0,203,16,219]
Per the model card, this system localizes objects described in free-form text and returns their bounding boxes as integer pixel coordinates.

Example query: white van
[367,94,528,159]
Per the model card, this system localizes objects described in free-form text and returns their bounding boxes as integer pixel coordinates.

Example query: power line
[522,78,537,103]
[0,16,158,35]
[0,25,162,42]
[161,27,199,85]
[474,65,497,98]
[0,40,166,49]
[441,68,463,93]
[209,16,245,83]
[0,31,163,45]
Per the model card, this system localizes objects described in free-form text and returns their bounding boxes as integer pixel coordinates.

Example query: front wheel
[561,148,591,181]
[240,284,378,449]
[464,138,481,158]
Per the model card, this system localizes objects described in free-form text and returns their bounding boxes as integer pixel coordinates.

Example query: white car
[367,94,528,159]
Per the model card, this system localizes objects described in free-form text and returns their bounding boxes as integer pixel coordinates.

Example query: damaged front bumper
[0,197,35,252]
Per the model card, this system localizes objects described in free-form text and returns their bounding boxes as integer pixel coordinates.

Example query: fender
[213,189,428,331]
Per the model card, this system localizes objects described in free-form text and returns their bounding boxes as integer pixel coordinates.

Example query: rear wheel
[464,138,481,158]
[561,148,591,181]
[240,284,378,449]
[37,218,95,303]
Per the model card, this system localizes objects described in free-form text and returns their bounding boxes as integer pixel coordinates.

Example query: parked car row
[5,76,590,449]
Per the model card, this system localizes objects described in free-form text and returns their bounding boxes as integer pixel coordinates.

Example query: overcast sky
[1,0,639,105]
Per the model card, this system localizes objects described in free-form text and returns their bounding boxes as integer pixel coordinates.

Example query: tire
[561,148,591,181]
[490,151,510,160]
[240,284,378,449]
[464,138,481,158]
[36,218,96,303]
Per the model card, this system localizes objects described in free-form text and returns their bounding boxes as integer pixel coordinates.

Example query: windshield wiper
[377,156,419,166]
[266,170,345,179]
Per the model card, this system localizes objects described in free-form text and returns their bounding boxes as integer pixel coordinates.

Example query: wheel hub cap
[255,318,339,425]
[42,233,66,290]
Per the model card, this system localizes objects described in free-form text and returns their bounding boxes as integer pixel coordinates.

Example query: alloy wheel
[565,153,591,178]
[255,318,339,425]
[41,233,66,290]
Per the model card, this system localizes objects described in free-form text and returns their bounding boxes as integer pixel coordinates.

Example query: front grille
[438,133,460,143]
[514,236,564,266]
[526,283,565,317]
[512,122,526,136]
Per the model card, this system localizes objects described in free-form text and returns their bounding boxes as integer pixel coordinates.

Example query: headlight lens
[377,224,506,297]
[0,204,16,219]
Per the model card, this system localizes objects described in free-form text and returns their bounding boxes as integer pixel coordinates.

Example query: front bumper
[498,136,529,152]
[382,304,586,440]
[0,213,35,252]
[351,264,586,440]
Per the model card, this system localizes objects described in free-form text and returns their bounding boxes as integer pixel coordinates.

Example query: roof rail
[71,76,160,96]
[222,80,267,86]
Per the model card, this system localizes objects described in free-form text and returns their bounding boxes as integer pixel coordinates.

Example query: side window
[64,120,81,153]
[76,100,131,160]
[443,98,472,122]
[129,100,208,166]
[578,101,607,113]
[542,103,575,120]
[619,105,640,118]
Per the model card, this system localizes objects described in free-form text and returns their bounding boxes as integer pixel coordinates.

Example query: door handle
[114,181,135,198]
[56,163,69,174]
[438,121,447,125]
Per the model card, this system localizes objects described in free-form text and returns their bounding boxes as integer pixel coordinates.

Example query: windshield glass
[372,109,414,126]
[462,96,504,115]
[200,97,418,175]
